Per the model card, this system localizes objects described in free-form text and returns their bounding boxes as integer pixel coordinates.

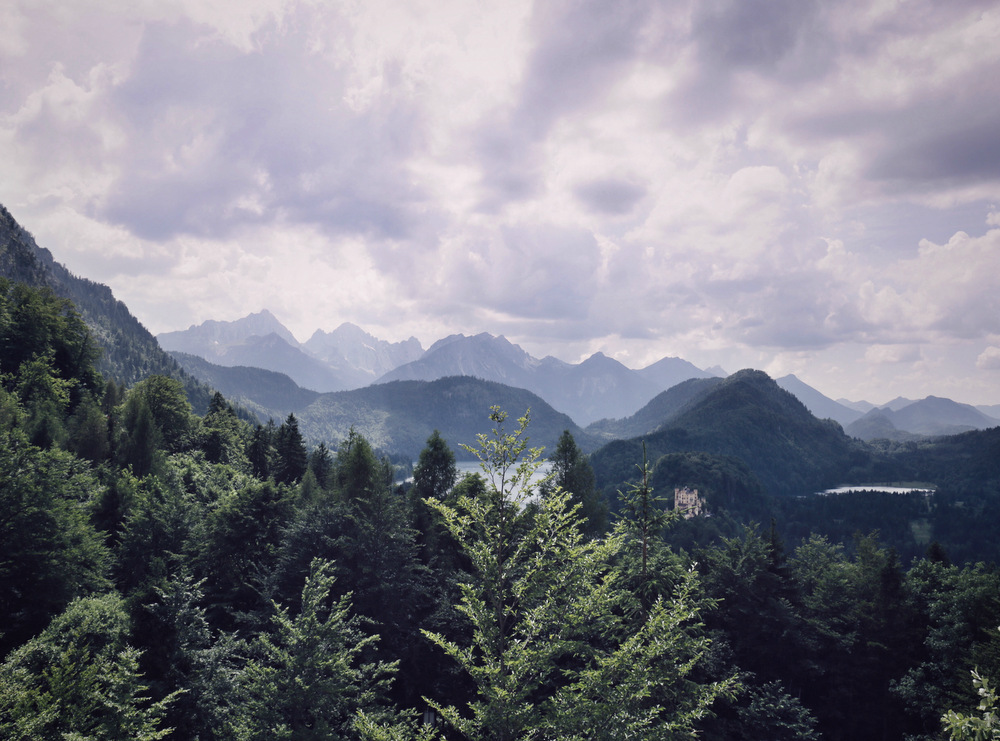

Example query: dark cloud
[573,177,647,215]
[664,0,832,125]
[692,0,825,73]
[473,0,651,210]
[517,0,651,134]
[868,117,1000,188]
[100,11,427,242]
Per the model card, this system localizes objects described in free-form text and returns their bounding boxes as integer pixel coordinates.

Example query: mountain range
[3,200,999,490]
[159,313,717,424]
[590,369,872,498]
[160,309,1000,437]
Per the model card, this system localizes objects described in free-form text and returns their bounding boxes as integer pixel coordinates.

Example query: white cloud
[977,346,1000,371]
[865,344,923,365]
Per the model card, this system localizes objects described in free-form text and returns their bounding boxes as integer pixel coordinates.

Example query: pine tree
[273,414,308,485]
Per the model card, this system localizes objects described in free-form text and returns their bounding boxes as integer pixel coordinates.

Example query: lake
[817,484,936,496]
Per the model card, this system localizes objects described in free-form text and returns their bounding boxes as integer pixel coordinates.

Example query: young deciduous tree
[418,407,736,741]
[942,668,1000,741]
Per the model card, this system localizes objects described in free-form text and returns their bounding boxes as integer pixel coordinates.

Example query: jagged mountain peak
[160,309,299,349]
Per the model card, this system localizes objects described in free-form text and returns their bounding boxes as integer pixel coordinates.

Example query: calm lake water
[817,484,936,496]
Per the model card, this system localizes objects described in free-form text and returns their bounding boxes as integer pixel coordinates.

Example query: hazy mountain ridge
[168,351,320,417]
[776,374,864,427]
[158,309,298,350]
[158,315,354,393]
[293,376,597,458]
[158,308,1000,436]
[377,334,715,424]
[168,348,592,457]
[586,377,724,440]
[303,322,423,382]
[6,201,998,460]
[846,396,1000,440]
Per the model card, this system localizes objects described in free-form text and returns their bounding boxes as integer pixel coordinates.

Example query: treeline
[2,279,999,739]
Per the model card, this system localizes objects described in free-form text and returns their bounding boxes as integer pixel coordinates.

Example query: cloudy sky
[3,0,999,406]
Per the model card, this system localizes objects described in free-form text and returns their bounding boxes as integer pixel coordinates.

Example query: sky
[2,0,999,406]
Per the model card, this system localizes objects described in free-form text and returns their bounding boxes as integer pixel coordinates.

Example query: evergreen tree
[411,430,459,563]
[544,429,607,535]
[412,430,458,502]
[66,389,110,463]
[617,443,675,598]
[308,441,335,490]
[247,422,273,480]
[0,429,110,656]
[273,413,308,485]
[195,479,293,631]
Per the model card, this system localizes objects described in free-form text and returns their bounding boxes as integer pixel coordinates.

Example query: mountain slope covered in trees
[0,204,213,412]
[591,369,874,498]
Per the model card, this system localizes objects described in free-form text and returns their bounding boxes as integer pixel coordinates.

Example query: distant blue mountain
[375,333,714,425]
[776,374,863,427]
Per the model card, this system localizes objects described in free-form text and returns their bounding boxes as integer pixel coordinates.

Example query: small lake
[817,484,936,496]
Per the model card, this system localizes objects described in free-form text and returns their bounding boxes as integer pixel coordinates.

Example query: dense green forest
[2,277,1000,740]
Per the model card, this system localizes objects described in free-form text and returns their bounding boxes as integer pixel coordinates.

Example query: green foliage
[0,429,110,656]
[0,593,176,740]
[544,429,607,536]
[201,392,252,469]
[65,390,110,462]
[412,429,458,502]
[126,375,197,454]
[195,478,294,630]
[894,560,1000,732]
[729,679,821,741]
[233,558,396,740]
[0,279,102,401]
[141,572,243,740]
[273,413,308,485]
[617,443,677,603]
[422,407,736,740]
[942,669,1000,741]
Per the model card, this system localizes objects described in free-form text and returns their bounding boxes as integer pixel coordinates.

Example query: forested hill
[293,376,598,459]
[586,376,724,440]
[0,204,212,412]
[169,351,322,418]
[591,369,874,497]
[170,350,594,458]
